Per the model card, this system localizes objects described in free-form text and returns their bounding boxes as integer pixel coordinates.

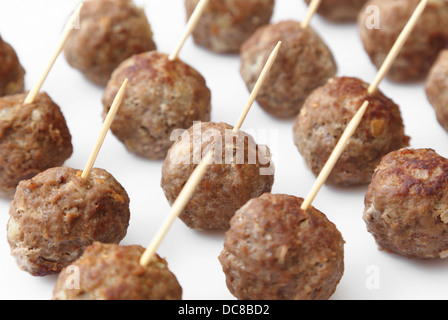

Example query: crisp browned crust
[240,20,337,119]
[219,193,345,300]
[358,0,448,82]
[293,76,410,186]
[64,0,156,86]
[0,92,73,198]
[7,167,130,276]
[53,242,182,300]
[304,0,368,22]
[426,50,448,132]
[161,122,274,231]
[185,0,274,53]
[102,51,211,160]
[364,148,448,259]
[0,36,25,97]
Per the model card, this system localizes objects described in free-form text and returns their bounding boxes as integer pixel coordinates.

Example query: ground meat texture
[64,0,156,86]
[185,0,275,54]
[0,36,25,97]
[426,50,448,132]
[358,0,448,82]
[364,148,448,260]
[161,122,274,231]
[102,51,211,160]
[52,242,182,300]
[219,193,345,300]
[0,92,72,198]
[7,167,130,277]
[293,77,410,186]
[240,20,337,119]
[304,0,368,22]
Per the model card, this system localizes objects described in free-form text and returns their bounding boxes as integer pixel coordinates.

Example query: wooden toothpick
[140,42,282,266]
[24,3,83,105]
[168,0,210,61]
[81,78,128,180]
[233,41,282,133]
[139,149,214,267]
[301,0,322,29]
[300,0,429,211]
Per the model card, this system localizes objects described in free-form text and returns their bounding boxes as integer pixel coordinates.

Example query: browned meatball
[358,0,448,82]
[102,51,211,160]
[304,0,368,22]
[364,148,448,260]
[0,92,73,198]
[426,50,448,132]
[64,0,156,86]
[185,0,275,54]
[0,36,25,97]
[219,193,345,300]
[7,167,130,276]
[293,77,410,186]
[53,242,182,300]
[240,20,337,119]
[161,122,274,231]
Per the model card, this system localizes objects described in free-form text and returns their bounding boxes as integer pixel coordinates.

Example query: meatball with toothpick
[64,0,157,86]
[102,51,211,160]
[7,167,130,276]
[293,76,410,186]
[161,122,274,231]
[219,193,345,300]
[358,0,448,82]
[240,20,337,119]
[53,242,182,300]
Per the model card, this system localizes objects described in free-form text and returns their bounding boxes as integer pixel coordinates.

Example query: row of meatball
[1,0,448,196]
[0,0,276,300]
[49,145,448,300]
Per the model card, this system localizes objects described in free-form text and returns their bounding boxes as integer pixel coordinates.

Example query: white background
[1,0,448,300]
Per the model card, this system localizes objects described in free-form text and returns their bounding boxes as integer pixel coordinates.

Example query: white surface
[1,0,448,301]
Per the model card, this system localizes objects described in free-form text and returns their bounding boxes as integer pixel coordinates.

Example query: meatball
[240,20,337,119]
[185,0,275,54]
[0,92,72,198]
[53,242,182,300]
[304,0,368,22]
[7,167,130,276]
[358,0,448,82]
[102,51,211,160]
[64,0,156,86]
[0,35,25,97]
[293,77,410,186]
[219,193,345,300]
[426,50,448,132]
[161,122,274,231]
[364,148,448,260]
